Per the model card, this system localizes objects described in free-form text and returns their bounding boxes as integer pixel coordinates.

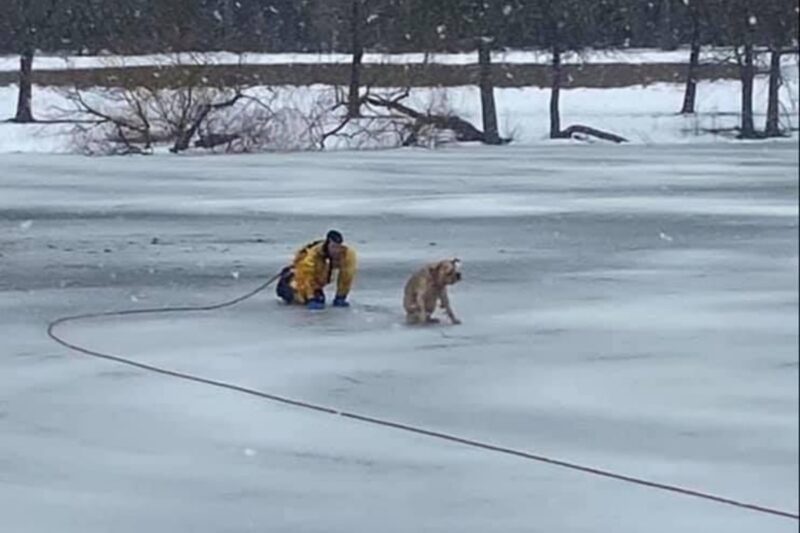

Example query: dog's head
[432,258,462,286]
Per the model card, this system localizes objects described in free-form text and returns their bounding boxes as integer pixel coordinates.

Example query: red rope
[46,277,799,522]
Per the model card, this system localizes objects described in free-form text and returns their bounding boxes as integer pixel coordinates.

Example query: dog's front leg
[439,289,461,325]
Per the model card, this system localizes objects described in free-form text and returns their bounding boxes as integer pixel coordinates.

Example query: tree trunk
[680,20,701,114]
[14,50,35,123]
[549,45,563,138]
[739,43,757,138]
[478,39,501,145]
[347,0,363,119]
[765,48,783,137]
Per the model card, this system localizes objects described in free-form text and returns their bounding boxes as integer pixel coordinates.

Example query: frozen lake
[1,143,797,532]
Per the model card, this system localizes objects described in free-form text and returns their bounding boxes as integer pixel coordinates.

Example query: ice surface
[0,143,797,532]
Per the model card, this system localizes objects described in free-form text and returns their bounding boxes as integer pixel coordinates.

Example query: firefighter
[276,230,357,309]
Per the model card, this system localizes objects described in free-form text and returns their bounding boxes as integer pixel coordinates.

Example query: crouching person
[276,230,357,310]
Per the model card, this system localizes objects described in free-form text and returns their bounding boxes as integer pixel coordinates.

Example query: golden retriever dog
[403,258,462,325]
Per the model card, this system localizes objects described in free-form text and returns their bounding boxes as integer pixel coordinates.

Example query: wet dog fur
[403,258,462,325]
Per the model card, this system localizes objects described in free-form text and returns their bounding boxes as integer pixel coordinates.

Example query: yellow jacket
[291,240,357,303]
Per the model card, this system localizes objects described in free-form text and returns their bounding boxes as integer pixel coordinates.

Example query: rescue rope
[46,276,799,522]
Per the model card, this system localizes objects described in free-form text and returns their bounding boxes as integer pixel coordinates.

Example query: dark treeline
[0,0,797,55]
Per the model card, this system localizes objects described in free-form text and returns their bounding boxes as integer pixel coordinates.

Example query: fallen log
[556,124,628,143]
[365,95,509,145]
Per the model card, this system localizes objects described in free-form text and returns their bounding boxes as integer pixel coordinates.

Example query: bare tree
[477,37,501,144]
[715,0,762,138]
[527,0,629,142]
[761,0,799,137]
[2,0,64,122]
[347,0,366,118]
[306,0,388,119]
[408,0,508,145]
[471,0,503,145]
[679,0,716,114]
[739,13,758,138]
[60,55,252,154]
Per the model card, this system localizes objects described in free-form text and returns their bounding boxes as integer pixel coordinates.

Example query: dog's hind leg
[415,292,431,324]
